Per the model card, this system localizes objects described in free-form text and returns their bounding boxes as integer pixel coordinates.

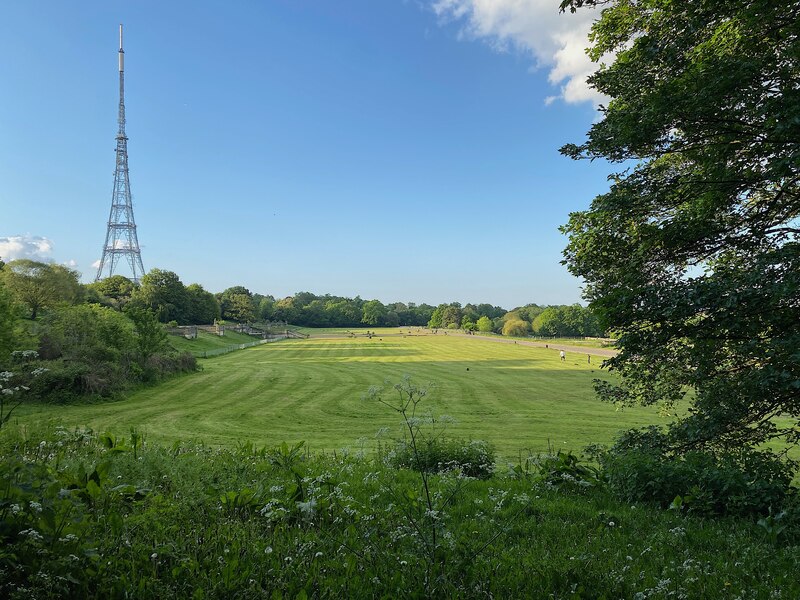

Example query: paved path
[306,330,617,358]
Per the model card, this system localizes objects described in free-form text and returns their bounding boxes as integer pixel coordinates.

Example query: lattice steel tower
[95,24,145,283]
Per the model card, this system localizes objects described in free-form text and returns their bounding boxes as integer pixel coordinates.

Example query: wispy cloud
[431,0,605,106]
[0,235,54,262]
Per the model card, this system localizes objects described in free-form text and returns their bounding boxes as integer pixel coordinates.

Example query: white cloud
[91,259,102,269]
[431,0,606,106]
[0,235,54,262]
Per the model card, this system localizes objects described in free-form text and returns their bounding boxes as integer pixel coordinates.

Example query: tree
[427,305,444,329]
[531,307,562,337]
[40,304,135,364]
[476,315,493,333]
[0,259,81,319]
[219,286,255,322]
[186,283,220,324]
[361,300,387,326]
[502,318,529,338]
[131,269,190,324]
[258,296,276,321]
[126,307,169,359]
[93,275,135,302]
[560,0,800,452]
[224,294,255,323]
[0,281,18,364]
[273,297,300,324]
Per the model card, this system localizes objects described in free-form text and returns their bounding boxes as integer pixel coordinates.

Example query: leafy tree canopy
[0,259,81,319]
[131,269,190,324]
[560,0,800,452]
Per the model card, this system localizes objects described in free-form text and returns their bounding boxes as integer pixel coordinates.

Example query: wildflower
[297,498,317,517]
[264,546,273,554]
[608,521,615,527]
[151,553,158,560]
[20,528,44,542]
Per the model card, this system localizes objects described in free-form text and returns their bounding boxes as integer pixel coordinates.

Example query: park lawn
[18,334,668,459]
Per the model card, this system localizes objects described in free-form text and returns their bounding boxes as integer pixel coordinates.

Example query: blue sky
[1,1,610,309]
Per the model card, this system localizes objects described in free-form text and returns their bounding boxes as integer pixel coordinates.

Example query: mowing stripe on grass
[19,335,669,458]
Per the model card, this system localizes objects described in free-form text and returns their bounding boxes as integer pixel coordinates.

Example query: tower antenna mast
[95,23,145,283]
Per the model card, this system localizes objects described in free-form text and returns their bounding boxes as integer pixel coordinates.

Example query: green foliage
[560,0,800,456]
[218,287,255,322]
[85,275,136,310]
[131,269,190,324]
[125,307,169,359]
[512,449,601,495]
[598,428,796,517]
[386,438,495,479]
[185,283,220,324]
[1,425,798,598]
[0,259,81,319]
[502,318,529,337]
[475,315,492,332]
[0,281,18,364]
[361,299,386,326]
[23,360,91,403]
[428,303,463,329]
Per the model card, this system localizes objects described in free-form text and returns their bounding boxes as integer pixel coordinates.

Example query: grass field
[167,330,263,355]
[18,334,669,458]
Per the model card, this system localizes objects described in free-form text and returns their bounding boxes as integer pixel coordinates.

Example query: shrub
[599,428,796,517]
[386,438,495,479]
[512,449,601,494]
[141,352,198,382]
[24,360,93,403]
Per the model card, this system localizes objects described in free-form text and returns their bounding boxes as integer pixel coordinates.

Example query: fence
[198,337,284,359]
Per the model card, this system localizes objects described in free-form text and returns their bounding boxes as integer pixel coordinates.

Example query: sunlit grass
[18,334,668,458]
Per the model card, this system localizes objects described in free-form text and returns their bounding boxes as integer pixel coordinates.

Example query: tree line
[0,259,605,342]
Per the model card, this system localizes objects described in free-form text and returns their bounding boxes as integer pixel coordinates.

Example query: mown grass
[17,334,667,458]
[167,330,262,355]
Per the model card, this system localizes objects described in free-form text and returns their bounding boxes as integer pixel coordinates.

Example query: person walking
[560,350,566,362]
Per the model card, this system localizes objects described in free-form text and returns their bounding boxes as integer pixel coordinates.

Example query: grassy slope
[18,334,667,458]
[167,330,261,355]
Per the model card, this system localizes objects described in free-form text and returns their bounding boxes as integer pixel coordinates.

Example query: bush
[512,449,601,494]
[141,352,198,382]
[24,361,92,403]
[599,428,796,517]
[385,438,495,479]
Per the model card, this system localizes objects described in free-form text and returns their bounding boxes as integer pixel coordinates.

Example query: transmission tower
[95,24,145,284]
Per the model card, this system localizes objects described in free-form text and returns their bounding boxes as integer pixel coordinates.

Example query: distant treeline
[0,261,606,344]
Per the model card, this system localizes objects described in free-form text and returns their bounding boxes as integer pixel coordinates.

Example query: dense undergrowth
[1,423,798,599]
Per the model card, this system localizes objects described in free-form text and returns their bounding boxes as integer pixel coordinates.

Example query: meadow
[18,332,666,458]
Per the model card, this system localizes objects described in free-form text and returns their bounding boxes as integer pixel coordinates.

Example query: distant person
[587,354,591,364]
[560,350,566,362]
